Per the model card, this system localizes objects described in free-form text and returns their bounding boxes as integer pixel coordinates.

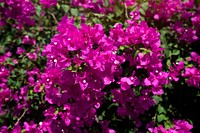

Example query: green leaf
[16,81,21,89]
[139,8,145,15]
[19,69,26,74]
[139,48,151,54]
[30,90,33,95]
[55,109,59,115]
[104,0,109,7]
[172,49,180,55]
[56,3,60,9]
[36,5,42,16]
[164,121,174,129]
[166,59,171,68]
[98,115,103,120]
[141,2,148,10]
[0,2,5,7]
[114,6,123,17]
[128,129,134,133]
[157,114,168,123]
[5,35,12,43]
[158,105,166,114]
[133,50,139,58]
[61,4,70,13]
[0,46,5,54]
[119,46,125,50]
[16,38,21,45]
[108,103,118,109]
[93,13,104,17]
[153,95,162,104]
[160,29,168,46]
[92,17,101,24]
[107,13,114,20]
[6,58,15,66]
[21,129,25,133]
[70,8,79,16]
[176,58,183,62]
[165,48,171,58]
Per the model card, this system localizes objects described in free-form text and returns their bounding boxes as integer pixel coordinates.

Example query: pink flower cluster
[146,0,200,44]
[110,20,169,95]
[71,0,136,13]
[40,16,174,132]
[146,0,194,22]
[0,51,43,133]
[39,0,58,8]
[181,52,200,87]
[148,120,193,133]
[0,52,12,114]
[71,0,114,13]
[41,16,126,131]
[0,0,199,132]
[0,0,35,28]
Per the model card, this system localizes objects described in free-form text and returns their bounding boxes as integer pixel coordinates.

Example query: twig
[50,13,58,24]
[154,109,157,125]
[123,0,129,19]
[15,108,28,125]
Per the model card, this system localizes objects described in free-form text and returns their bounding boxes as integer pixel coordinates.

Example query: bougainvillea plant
[0,0,200,132]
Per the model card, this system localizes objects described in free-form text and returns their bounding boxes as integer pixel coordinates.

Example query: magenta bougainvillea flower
[0,0,35,28]
[39,0,58,8]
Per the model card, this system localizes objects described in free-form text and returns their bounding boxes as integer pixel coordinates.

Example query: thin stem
[15,108,28,125]
[154,108,157,125]
[123,0,129,19]
[50,13,58,24]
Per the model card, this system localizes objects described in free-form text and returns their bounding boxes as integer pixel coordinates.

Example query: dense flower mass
[146,0,195,22]
[71,0,114,13]
[40,0,58,8]
[71,0,137,13]
[148,120,193,133]
[0,0,35,28]
[41,16,125,131]
[1,0,200,132]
